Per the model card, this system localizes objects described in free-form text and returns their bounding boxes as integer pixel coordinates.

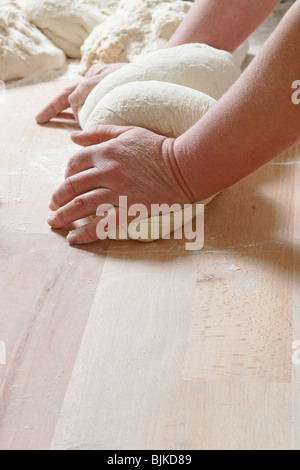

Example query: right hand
[35,63,126,125]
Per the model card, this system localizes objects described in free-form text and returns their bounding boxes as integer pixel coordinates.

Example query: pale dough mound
[20,0,114,58]
[79,43,241,242]
[0,0,66,82]
[80,0,192,74]
[79,43,241,129]
[84,80,216,138]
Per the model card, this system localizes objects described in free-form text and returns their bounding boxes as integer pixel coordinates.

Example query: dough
[79,43,242,242]
[84,80,216,138]
[20,0,113,58]
[80,0,192,74]
[0,0,65,82]
[79,43,241,128]
[83,80,217,242]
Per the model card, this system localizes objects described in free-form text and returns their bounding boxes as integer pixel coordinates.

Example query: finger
[67,216,104,245]
[66,204,143,245]
[67,207,120,245]
[69,76,102,122]
[85,64,104,78]
[35,82,80,124]
[71,125,134,147]
[64,147,95,179]
[48,188,117,229]
[50,168,104,211]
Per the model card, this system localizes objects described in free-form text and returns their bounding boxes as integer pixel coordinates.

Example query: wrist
[162,137,196,203]
[172,135,211,204]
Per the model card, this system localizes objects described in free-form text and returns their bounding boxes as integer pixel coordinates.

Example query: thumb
[71,125,134,147]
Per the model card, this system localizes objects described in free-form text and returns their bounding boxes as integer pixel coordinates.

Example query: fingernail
[67,232,76,245]
[48,216,56,227]
[49,200,58,211]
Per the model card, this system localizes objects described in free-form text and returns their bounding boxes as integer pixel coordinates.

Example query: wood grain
[1,9,300,446]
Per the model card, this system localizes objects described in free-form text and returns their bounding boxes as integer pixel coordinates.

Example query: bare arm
[171,0,300,202]
[167,0,280,51]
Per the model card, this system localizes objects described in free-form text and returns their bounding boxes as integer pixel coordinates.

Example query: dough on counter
[84,81,218,242]
[84,80,217,242]
[79,43,241,128]
[80,0,192,74]
[20,0,113,58]
[0,0,65,82]
[79,43,242,242]
[84,80,216,138]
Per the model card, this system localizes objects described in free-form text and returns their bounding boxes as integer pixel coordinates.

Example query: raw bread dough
[79,43,242,242]
[80,0,192,73]
[20,0,113,58]
[0,0,65,82]
[83,80,217,242]
[79,43,241,129]
[84,80,216,138]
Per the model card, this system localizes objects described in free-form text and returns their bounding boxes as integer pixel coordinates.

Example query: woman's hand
[47,125,193,244]
[35,63,126,124]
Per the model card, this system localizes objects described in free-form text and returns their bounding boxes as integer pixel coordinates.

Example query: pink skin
[48,126,189,244]
[39,0,300,245]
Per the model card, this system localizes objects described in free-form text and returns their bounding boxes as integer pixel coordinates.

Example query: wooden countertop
[0,76,300,450]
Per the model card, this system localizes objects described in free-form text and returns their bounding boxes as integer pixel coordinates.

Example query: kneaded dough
[0,0,65,82]
[20,0,113,58]
[80,0,192,74]
[84,80,216,138]
[79,43,241,242]
[79,43,241,129]
[82,80,217,242]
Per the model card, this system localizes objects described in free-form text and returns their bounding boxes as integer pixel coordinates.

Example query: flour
[0,0,65,82]
[21,0,114,58]
[80,0,192,73]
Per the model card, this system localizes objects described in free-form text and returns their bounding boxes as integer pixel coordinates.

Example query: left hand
[47,125,193,244]
[36,63,125,124]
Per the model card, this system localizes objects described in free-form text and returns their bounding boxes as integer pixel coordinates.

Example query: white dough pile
[84,80,216,138]
[20,0,114,58]
[0,0,65,82]
[79,43,241,242]
[80,43,241,130]
[80,0,192,74]
[3,0,248,83]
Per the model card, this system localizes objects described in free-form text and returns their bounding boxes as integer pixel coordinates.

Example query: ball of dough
[80,0,192,74]
[0,0,65,82]
[21,0,113,58]
[83,80,216,138]
[79,43,241,128]
[80,78,218,242]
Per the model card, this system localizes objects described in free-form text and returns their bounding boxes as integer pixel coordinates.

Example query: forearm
[173,0,300,201]
[167,0,280,51]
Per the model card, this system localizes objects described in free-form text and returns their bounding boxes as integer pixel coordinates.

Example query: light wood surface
[1,4,300,449]
[0,77,300,451]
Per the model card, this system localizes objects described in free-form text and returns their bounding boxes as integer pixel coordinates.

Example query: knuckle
[85,224,97,243]
[65,178,76,198]
[69,89,79,105]
[68,150,83,171]
[73,196,85,212]
[55,210,65,226]
[51,192,60,208]
[67,157,76,174]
